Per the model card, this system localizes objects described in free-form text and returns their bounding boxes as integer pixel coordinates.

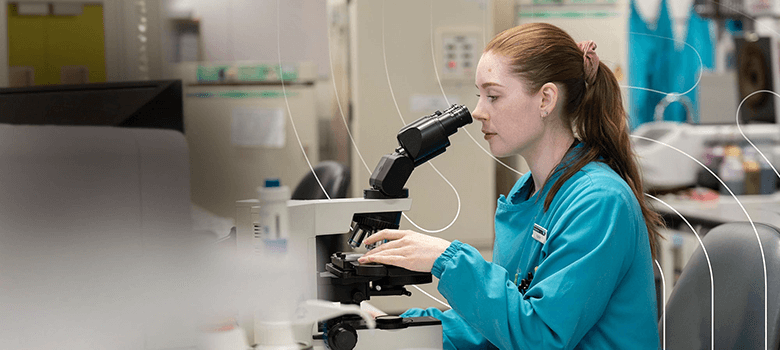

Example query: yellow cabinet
[7,3,106,86]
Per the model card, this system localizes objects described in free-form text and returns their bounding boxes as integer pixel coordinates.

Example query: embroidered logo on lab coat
[532,224,547,244]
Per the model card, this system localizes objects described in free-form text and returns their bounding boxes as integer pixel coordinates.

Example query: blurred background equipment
[735,34,780,124]
[174,61,319,222]
[0,80,184,132]
[0,124,196,350]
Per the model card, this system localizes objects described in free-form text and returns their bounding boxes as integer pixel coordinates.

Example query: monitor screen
[0,80,184,133]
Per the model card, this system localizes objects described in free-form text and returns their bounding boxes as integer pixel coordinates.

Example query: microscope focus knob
[351,291,366,304]
[327,323,357,350]
[375,315,407,329]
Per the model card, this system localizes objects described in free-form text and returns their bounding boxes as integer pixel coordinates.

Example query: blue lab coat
[403,151,659,349]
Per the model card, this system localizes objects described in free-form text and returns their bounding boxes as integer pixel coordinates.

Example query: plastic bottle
[257,178,290,245]
[743,147,760,195]
[719,145,745,196]
[709,144,725,172]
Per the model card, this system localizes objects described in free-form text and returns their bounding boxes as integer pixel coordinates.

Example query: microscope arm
[367,149,414,200]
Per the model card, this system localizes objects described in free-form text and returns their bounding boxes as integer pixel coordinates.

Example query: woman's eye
[476,94,498,102]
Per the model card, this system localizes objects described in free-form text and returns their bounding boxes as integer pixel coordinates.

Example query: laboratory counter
[652,191,780,231]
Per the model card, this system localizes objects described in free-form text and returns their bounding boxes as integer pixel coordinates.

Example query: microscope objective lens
[349,226,371,249]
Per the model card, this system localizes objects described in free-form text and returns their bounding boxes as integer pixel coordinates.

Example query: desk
[653,192,780,229]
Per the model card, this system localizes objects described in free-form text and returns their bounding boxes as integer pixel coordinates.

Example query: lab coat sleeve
[401,307,490,349]
[432,186,639,349]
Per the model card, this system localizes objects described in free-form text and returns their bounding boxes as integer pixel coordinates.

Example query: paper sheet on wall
[409,95,461,113]
[231,107,285,147]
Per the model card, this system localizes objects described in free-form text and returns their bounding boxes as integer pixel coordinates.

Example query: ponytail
[543,62,664,258]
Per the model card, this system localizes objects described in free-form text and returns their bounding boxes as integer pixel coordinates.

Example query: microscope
[236,104,472,349]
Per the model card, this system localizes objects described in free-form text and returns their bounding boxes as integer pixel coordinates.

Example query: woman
[359,23,662,349]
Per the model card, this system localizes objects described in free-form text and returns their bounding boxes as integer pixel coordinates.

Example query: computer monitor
[0,80,184,133]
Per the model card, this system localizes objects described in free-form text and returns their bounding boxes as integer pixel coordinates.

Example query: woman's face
[473,51,545,158]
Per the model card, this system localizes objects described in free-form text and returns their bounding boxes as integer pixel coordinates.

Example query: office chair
[291,161,350,200]
[660,222,780,349]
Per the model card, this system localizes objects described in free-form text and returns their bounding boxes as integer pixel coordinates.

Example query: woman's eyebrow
[477,82,503,89]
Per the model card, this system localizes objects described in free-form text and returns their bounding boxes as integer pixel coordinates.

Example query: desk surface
[652,192,780,229]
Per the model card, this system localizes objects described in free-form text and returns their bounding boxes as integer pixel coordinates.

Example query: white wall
[158,0,696,86]
[163,0,329,78]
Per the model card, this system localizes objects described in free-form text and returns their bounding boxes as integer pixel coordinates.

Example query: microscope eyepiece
[438,104,472,136]
[396,104,472,165]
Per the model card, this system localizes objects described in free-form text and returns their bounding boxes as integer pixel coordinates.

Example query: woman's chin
[490,147,509,158]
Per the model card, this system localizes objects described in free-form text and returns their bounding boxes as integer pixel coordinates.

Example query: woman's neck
[524,129,576,196]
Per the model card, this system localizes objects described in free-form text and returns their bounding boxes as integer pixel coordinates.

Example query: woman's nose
[472,102,487,122]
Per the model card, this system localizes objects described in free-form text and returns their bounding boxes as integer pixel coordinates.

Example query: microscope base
[312,316,443,350]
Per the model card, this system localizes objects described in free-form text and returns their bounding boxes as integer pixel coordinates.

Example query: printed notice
[231,107,285,147]
[410,95,461,113]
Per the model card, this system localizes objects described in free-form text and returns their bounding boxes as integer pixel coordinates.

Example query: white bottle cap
[258,178,290,202]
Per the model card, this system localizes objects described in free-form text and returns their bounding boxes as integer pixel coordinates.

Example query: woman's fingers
[360,238,411,259]
[361,237,400,257]
[362,229,409,246]
[357,229,449,272]
[358,253,407,268]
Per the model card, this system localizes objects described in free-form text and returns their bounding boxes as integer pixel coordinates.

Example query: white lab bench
[653,192,780,228]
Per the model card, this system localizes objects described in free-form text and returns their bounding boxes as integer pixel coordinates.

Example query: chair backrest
[291,161,350,200]
[660,222,780,349]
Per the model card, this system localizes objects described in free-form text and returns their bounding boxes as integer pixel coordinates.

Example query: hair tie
[577,40,599,86]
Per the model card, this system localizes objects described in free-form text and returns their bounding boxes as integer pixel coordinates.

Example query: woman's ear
[539,82,559,117]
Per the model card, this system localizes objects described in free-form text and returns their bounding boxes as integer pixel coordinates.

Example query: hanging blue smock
[402,144,659,349]
[629,0,715,126]
[666,5,715,123]
[647,0,675,122]
[628,0,658,128]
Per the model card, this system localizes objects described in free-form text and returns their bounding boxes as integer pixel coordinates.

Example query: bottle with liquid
[257,178,290,253]
[743,147,760,195]
[696,144,725,191]
[719,145,745,196]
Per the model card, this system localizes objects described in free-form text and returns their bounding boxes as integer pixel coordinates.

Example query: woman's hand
[357,229,451,273]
